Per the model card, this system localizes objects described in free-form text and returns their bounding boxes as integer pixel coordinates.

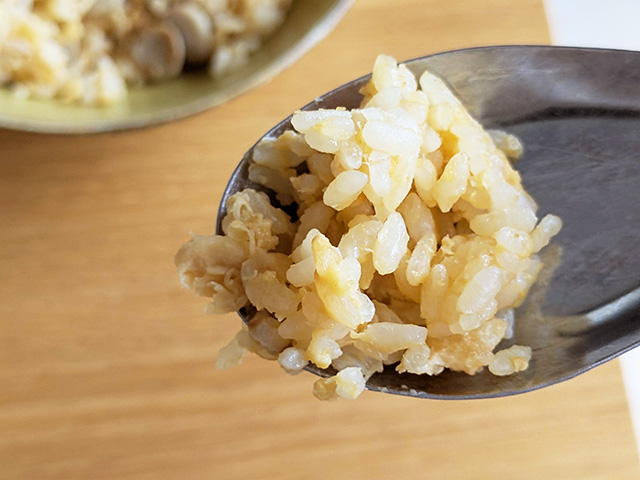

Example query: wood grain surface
[1,0,638,478]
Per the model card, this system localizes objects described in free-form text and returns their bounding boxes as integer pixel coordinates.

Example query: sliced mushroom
[166,2,215,65]
[130,21,186,82]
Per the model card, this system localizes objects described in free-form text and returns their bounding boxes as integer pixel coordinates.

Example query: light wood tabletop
[1,1,638,479]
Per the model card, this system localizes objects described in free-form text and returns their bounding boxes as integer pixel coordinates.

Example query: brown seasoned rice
[176,54,562,400]
[0,0,291,105]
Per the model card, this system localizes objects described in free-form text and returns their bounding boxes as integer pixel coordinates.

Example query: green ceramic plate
[0,0,352,134]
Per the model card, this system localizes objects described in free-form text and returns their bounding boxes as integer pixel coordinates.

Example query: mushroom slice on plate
[130,21,187,81]
[166,2,215,65]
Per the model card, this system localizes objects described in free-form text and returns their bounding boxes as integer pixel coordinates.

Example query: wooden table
[1,1,638,478]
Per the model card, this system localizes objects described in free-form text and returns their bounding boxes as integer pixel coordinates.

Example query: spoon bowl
[218,45,640,399]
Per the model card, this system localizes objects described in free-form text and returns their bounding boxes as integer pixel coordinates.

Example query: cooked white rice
[176,54,562,400]
[0,0,291,105]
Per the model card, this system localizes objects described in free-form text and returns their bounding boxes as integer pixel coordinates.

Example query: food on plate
[176,54,562,400]
[0,0,291,105]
